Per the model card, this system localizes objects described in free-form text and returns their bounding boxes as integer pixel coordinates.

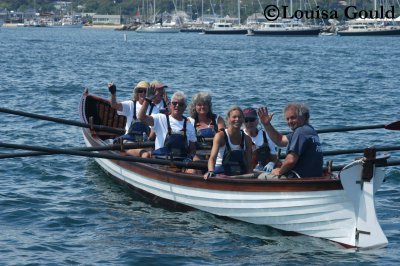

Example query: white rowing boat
[79,91,388,249]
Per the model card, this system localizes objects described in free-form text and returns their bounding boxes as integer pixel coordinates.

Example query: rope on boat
[341,158,365,171]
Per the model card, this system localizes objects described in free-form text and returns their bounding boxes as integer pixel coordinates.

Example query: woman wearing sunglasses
[204,106,253,179]
[242,108,278,172]
[107,80,158,158]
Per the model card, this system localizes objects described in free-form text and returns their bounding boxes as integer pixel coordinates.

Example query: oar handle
[0,107,125,135]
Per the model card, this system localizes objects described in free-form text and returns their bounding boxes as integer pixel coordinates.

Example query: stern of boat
[339,148,388,249]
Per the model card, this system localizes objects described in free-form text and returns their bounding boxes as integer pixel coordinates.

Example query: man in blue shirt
[257,102,323,178]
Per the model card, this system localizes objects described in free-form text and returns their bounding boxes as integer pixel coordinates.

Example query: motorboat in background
[337,17,400,36]
[248,19,321,36]
[203,22,247,35]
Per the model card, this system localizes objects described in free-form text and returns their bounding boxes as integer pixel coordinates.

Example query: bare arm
[207,131,224,172]
[148,128,156,141]
[108,83,123,111]
[257,107,288,147]
[138,100,154,126]
[271,152,298,176]
[110,93,123,111]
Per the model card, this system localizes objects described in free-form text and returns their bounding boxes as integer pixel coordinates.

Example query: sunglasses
[136,88,146,93]
[244,117,257,123]
[171,101,185,107]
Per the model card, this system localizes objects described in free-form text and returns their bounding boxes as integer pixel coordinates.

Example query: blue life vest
[194,114,219,138]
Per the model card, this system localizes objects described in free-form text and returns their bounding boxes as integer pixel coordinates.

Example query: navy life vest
[153,114,189,160]
[221,130,247,176]
[117,101,151,143]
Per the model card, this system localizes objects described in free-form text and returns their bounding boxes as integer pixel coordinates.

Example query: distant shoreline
[3,23,123,29]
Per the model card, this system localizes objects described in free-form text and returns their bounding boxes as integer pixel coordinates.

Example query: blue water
[0,27,399,265]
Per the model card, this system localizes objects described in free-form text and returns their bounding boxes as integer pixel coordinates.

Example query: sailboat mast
[238,0,240,24]
[290,0,293,17]
[202,0,204,22]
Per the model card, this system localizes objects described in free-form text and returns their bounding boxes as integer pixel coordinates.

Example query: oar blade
[385,121,400,130]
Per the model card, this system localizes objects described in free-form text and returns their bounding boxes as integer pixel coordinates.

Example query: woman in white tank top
[204,106,253,178]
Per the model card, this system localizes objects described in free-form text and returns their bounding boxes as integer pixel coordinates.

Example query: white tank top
[216,129,244,166]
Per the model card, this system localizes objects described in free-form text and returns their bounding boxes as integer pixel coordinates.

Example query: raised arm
[138,86,155,126]
[257,107,288,147]
[108,83,123,111]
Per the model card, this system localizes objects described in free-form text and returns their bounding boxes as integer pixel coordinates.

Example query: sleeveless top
[193,114,219,138]
[216,129,247,176]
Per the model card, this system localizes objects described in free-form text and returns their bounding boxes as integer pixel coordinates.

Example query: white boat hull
[83,133,387,249]
[80,93,388,249]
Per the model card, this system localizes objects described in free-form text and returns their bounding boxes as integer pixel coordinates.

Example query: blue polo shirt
[286,124,323,178]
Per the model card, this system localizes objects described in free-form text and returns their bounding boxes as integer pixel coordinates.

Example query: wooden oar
[281,120,400,135]
[0,142,207,170]
[0,107,125,135]
[0,142,155,159]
